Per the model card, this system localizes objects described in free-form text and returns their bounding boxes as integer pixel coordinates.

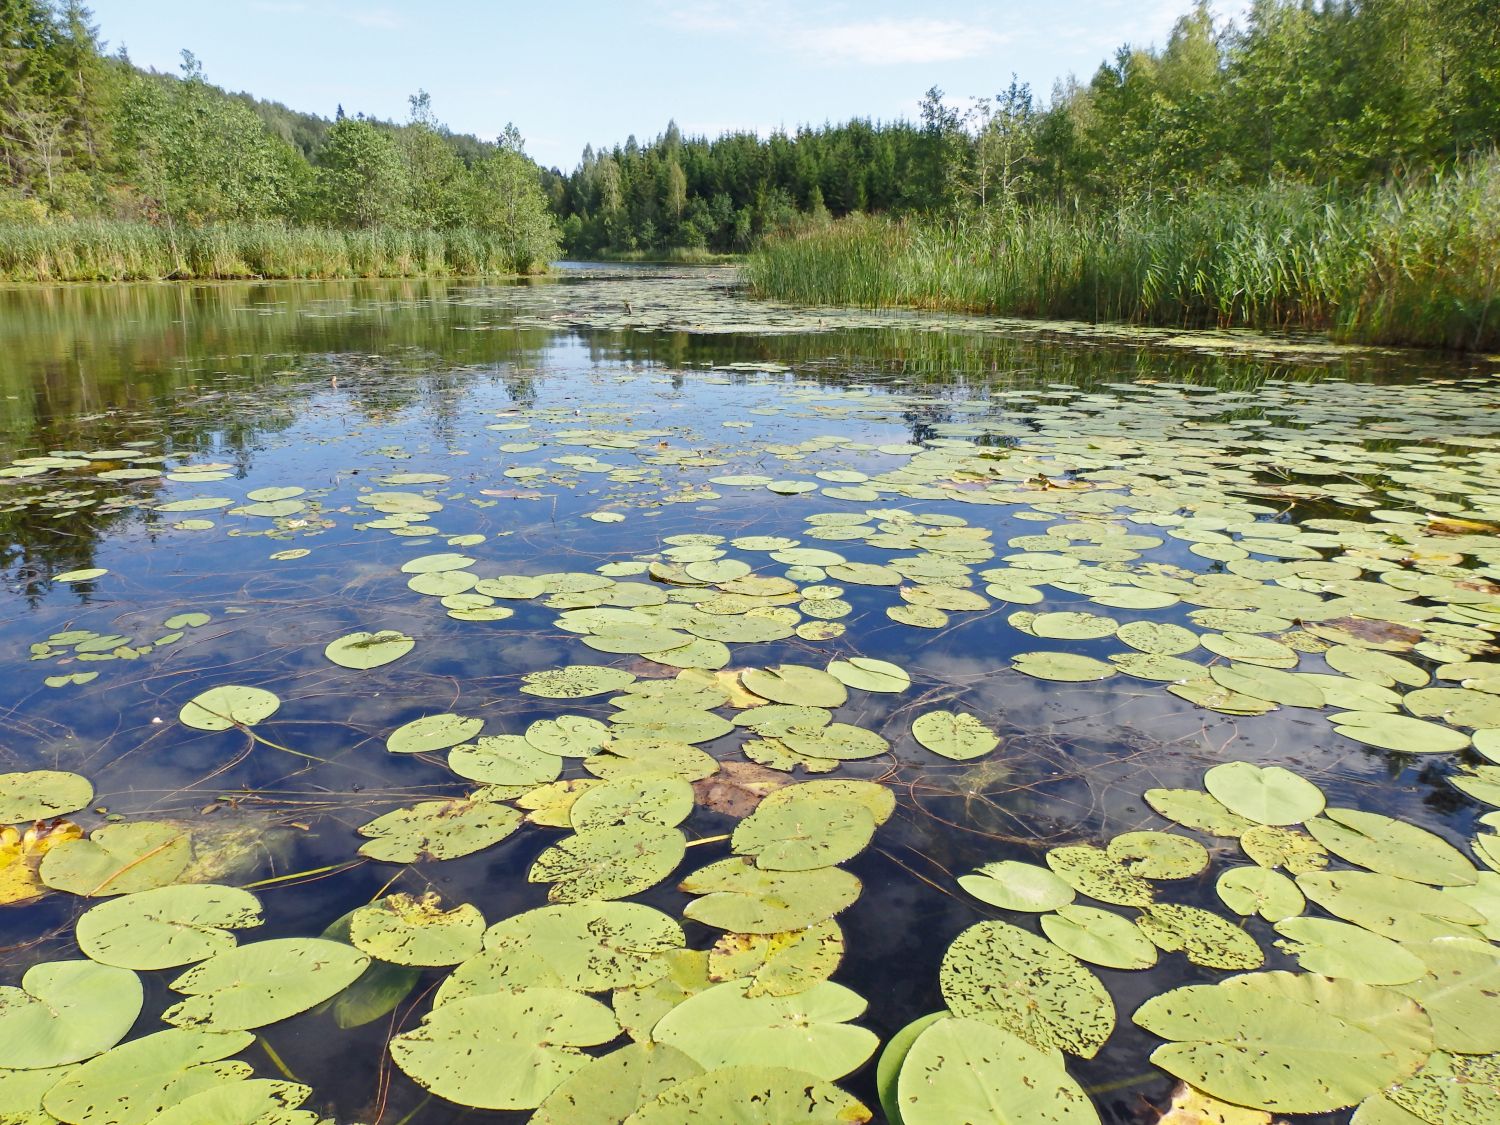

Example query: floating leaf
[654,979,876,1080]
[826,657,910,693]
[357,799,521,862]
[740,665,848,708]
[76,884,263,970]
[40,1027,255,1125]
[757,779,894,825]
[483,902,683,992]
[1040,905,1158,970]
[1331,711,1471,754]
[895,1016,1102,1124]
[1240,824,1329,874]
[1137,904,1265,970]
[1382,1049,1500,1125]
[0,960,142,1069]
[179,686,280,731]
[681,858,861,933]
[624,1065,871,1123]
[1306,808,1477,886]
[0,771,93,822]
[732,795,875,871]
[163,938,368,1031]
[1146,789,1257,837]
[912,711,1000,761]
[529,822,686,902]
[387,712,484,754]
[611,950,713,1042]
[940,920,1114,1058]
[1046,845,1154,907]
[1012,651,1116,682]
[323,629,414,670]
[528,715,613,757]
[392,988,620,1110]
[569,776,694,829]
[777,722,889,761]
[522,666,638,699]
[1272,918,1425,985]
[1394,940,1500,1053]
[1204,762,1325,827]
[1107,831,1209,879]
[532,1042,703,1125]
[1297,870,1484,941]
[349,893,484,966]
[449,735,562,786]
[1134,972,1432,1113]
[958,861,1075,912]
[707,920,844,997]
[40,822,191,897]
[1216,867,1305,922]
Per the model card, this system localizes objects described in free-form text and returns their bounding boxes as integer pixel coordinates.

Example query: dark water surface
[2,267,1497,1123]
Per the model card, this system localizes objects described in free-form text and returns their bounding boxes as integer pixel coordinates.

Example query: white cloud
[794,18,1007,65]
[350,7,403,30]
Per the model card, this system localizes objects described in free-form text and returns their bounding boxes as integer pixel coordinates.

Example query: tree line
[0,1,558,269]
[550,0,1499,255]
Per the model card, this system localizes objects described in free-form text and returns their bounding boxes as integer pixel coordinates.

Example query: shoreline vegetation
[745,158,1500,353]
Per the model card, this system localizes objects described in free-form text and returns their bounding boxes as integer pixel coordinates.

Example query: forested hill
[550,0,1500,257]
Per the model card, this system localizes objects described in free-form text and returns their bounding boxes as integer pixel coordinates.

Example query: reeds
[0,221,548,282]
[744,155,1500,351]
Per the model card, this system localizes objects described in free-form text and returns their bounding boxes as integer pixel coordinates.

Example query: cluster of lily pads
[7,278,1500,1123]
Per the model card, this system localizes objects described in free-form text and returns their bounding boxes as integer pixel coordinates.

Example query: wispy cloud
[794,18,1006,65]
[658,3,1006,65]
[350,7,403,30]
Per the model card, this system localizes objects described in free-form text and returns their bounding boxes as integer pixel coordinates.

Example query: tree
[314,116,409,227]
[398,89,465,227]
[463,123,560,271]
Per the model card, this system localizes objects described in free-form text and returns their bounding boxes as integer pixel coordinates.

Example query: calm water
[1,267,1496,1123]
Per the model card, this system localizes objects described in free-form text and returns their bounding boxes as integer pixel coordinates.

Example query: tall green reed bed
[0,221,547,282]
[745,156,1500,351]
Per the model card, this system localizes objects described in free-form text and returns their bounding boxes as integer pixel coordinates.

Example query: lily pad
[1012,651,1116,682]
[1216,866,1305,922]
[912,711,1000,761]
[707,920,844,998]
[483,902,684,992]
[1204,762,1325,827]
[826,657,910,693]
[522,666,639,699]
[529,822,686,902]
[0,960,142,1069]
[1272,918,1426,985]
[532,1042,703,1125]
[959,860,1075,912]
[1106,831,1209,879]
[1040,906,1158,970]
[1046,845,1154,907]
[179,686,280,731]
[1331,711,1471,754]
[732,796,876,871]
[1298,870,1485,941]
[324,629,414,670]
[623,1065,871,1124]
[740,665,848,708]
[40,821,192,896]
[391,988,620,1110]
[1307,807,1477,886]
[0,770,93,822]
[357,799,522,862]
[349,893,484,966]
[163,938,369,1030]
[681,857,862,933]
[1145,789,1257,837]
[940,920,1115,1058]
[76,884,263,970]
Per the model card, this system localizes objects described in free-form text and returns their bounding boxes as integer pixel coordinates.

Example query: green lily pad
[624,1065,871,1123]
[0,770,93,822]
[449,735,562,786]
[532,1042,703,1125]
[654,979,877,1080]
[940,920,1115,1058]
[324,629,414,669]
[1297,870,1485,941]
[1106,831,1208,879]
[1117,621,1199,655]
[895,1016,1102,1124]
[758,779,895,825]
[392,987,620,1110]
[40,1027,254,1125]
[149,1078,312,1125]
[163,938,369,1031]
[1134,972,1432,1113]
[1040,906,1158,970]
[357,799,522,862]
[401,552,475,574]
[1012,652,1116,682]
[1030,611,1118,640]
[681,858,862,933]
[707,920,844,998]
[1136,904,1265,970]
[826,657,910,693]
[959,861,1075,912]
[349,893,484,966]
[483,902,683,992]
[528,715,613,757]
[777,722,890,761]
[912,711,1000,761]
[1307,808,1477,886]
[387,713,485,755]
[522,666,639,699]
[1046,845,1154,907]
[179,686,280,731]
[40,822,191,896]
[1145,789,1257,837]
[569,776,695,829]
[1216,866,1305,922]
[1273,918,1426,985]
[0,960,142,1069]
[529,822,686,902]
[1382,1050,1500,1125]
[1331,711,1471,754]
[1394,940,1500,1053]
[740,665,848,708]
[732,796,876,871]
[1204,762,1325,826]
[76,884,263,970]
[1240,824,1329,874]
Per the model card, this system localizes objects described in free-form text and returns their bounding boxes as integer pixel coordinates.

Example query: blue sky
[89,1,1242,171]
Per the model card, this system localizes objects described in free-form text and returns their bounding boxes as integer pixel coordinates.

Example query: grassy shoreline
[745,158,1500,352]
[0,220,550,282]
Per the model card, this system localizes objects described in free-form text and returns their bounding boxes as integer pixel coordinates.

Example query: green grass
[0,220,551,282]
[745,156,1500,351]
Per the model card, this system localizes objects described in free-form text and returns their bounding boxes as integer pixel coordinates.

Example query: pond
[1,265,1497,1125]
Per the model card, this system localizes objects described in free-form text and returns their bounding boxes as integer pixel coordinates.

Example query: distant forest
[2,0,1497,262]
